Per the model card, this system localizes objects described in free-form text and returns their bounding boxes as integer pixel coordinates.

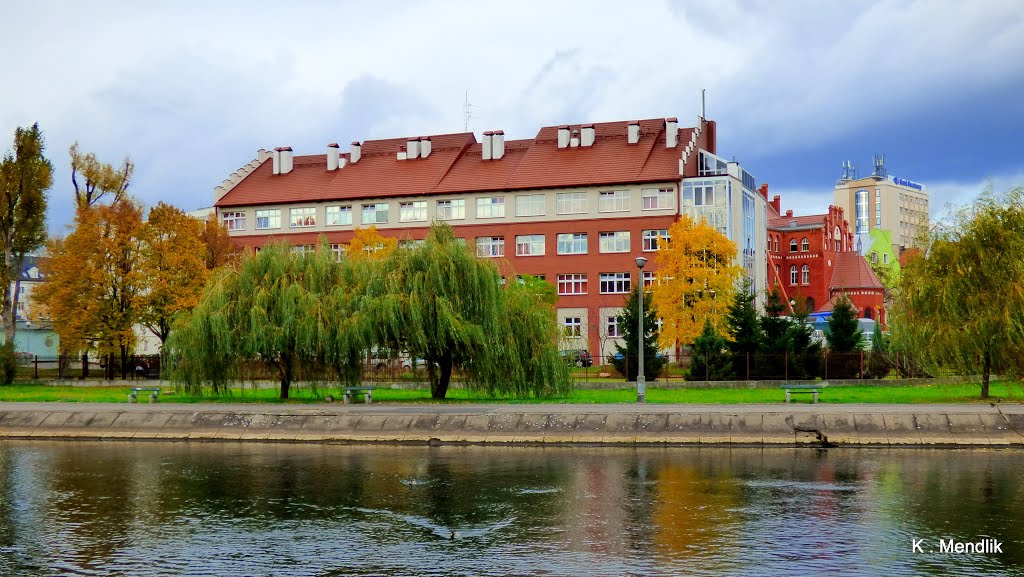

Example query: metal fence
[15,354,164,380]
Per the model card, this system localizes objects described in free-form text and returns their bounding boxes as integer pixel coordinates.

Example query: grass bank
[0,382,1022,404]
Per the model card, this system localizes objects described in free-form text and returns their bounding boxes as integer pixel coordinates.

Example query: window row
[562,314,665,339]
[788,265,811,285]
[222,189,675,230]
[471,230,669,258]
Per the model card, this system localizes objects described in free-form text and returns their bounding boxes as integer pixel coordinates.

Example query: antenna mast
[462,90,478,132]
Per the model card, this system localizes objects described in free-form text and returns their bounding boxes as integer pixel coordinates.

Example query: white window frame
[643,271,655,287]
[801,265,810,285]
[641,188,673,210]
[642,229,669,251]
[222,211,246,231]
[515,234,545,256]
[800,237,809,252]
[599,231,630,253]
[399,201,427,223]
[515,194,545,217]
[255,209,280,230]
[437,199,465,220]
[599,272,631,294]
[556,233,588,255]
[790,266,798,285]
[361,203,389,225]
[606,316,621,338]
[598,190,630,212]
[563,317,582,338]
[330,243,345,261]
[556,192,587,215]
[476,196,505,219]
[326,205,352,226]
[289,207,316,228]
[557,274,587,295]
[476,236,504,258]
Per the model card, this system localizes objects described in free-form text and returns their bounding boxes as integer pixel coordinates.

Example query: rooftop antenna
[701,88,706,119]
[873,153,887,179]
[462,90,478,133]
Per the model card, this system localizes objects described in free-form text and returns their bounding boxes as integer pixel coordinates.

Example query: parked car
[560,349,593,368]
[401,357,430,370]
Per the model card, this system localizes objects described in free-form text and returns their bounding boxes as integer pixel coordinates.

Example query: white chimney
[627,121,640,144]
[350,141,361,164]
[257,148,271,163]
[407,138,420,160]
[569,129,579,148]
[482,131,493,160]
[279,147,293,174]
[420,137,432,158]
[665,117,678,148]
[327,143,340,171]
[580,124,595,147]
[272,148,281,175]
[492,130,505,159]
[557,125,570,148]
[396,146,407,161]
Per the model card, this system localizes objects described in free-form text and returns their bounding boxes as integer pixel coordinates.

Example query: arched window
[864,307,873,319]
[801,264,810,284]
[789,239,798,252]
[801,237,809,252]
[790,266,798,285]
[834,226,842,251]
[774,236,779,252]
[806,297,815,312]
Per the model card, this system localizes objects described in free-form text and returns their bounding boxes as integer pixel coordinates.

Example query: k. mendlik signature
[912,538,1003,554]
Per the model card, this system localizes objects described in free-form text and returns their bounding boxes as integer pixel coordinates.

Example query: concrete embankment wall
[2,404,1023,446]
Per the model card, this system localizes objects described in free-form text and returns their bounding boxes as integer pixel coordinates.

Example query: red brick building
[765,190,885,325]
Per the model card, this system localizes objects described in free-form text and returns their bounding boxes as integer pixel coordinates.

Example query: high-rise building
[832,157,928,254]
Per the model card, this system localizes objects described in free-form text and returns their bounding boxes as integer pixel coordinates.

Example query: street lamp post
[635,256,648,403]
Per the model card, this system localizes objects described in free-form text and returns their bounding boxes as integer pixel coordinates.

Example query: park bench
[325,385,374,403]
[128,387,162,403]
[781,384,822,404]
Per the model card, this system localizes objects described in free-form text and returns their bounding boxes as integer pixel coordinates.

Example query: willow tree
[891,187,1024,398]
[166,242,366,398]
[366,223,570,399]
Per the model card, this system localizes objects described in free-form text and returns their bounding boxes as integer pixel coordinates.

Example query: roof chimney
[557,125,570,148]
[665,117,678,148]
[279,147,293,174]
[350,141,361,164]
[786,209,793,217]
[272,148,281,175]
[420,137,431,158]
[492,130,505,159]
[580,124,595,147]
[482,131,493,160]
[327,143,340,171]
[407,138,420,160]
[396,145,407,161]
[627,121,640,144]
[570,129,580,148]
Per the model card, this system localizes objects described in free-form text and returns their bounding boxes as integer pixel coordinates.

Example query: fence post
[784,351,788,381]
[746,352,750,381]
[860,351,864,379]
[705,352,709,382]
[34,355,38,380]
[824,353,828,380]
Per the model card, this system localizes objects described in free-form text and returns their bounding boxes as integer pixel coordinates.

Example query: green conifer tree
[688,320,732,381]
[827,296,864,353]
[612,285,666,381]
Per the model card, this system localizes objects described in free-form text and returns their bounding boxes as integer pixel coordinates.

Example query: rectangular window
[643,271,655,287]
[599,190,630,212]
[437,199,465,220]
[399,239,426,249]
[255,209,280,230]
[515,234,545,256]
[476,236,504,258]
[563,317,582,338]
[556,233,588,255]
[326,205,352,226]
[330,243,344,261]
[476,196,505,219]
[642,188,673,210]
[599,231,630,253]
[515,194,545,217]
[599,272,631,294]
[289,207,316,228]
[399,201,427,222]
[222,211,246,231]
[883,253,889,264]
[693,183,715,206]
[557,274,587,295]
[642,229,669,251]
[556,192,587,214]
[291,244,315,254]
[361,203,389,224]
[606,316,620,338]
[875,190,882,227]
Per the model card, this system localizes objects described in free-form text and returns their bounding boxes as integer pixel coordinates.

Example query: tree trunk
[81,351,89,379]
[120,344,129,380]
[432,354,452,399]
[279,351,293,399]
[981,351,991,399]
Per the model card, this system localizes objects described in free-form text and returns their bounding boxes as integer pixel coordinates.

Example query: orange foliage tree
[199,213,240,270]
[139,203,209,345]
[651,214,743,348]
[345,226,398,260]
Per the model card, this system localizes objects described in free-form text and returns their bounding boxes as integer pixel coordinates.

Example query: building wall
[834,176,929,252]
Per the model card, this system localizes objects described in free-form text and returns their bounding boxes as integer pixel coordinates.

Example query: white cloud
[927,171,1024,223]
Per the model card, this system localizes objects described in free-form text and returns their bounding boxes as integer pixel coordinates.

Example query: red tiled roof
[216,117,690,207]
[768,214,826,229]
[830,252,883,289]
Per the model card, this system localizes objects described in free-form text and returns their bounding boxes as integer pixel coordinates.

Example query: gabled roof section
[769,213,826,230]
[830,252,883,290]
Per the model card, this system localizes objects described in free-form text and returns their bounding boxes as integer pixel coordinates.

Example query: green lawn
[0,382,1021,404]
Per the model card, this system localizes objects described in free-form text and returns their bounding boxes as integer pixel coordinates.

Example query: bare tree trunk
[279,351,293,399]
[432,353,452,399]
[981,351,991,399]
[81,351,89,379]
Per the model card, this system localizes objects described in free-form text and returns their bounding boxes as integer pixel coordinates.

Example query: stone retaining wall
[2,405,1022,447]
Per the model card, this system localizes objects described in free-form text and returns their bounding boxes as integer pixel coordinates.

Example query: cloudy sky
[2,0,1022,231]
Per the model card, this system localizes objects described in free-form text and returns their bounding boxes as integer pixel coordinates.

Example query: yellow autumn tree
[139,202,209,345]
[651,214,743,348]
[346,226,398,261]
[198,214,240,270]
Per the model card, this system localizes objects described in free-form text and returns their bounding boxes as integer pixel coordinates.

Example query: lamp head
[635,256,648,269]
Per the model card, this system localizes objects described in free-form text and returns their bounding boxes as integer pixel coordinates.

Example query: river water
[0,441,1021,576]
